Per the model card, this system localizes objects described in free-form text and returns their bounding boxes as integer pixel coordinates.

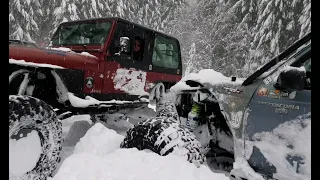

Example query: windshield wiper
[242,32,311,86]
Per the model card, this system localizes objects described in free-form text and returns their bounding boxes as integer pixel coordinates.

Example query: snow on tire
[9,95,62,180]
[120,118,205,166]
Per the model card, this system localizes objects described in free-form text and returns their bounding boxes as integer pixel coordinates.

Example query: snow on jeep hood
[49,47,98,59]
[171,69,244,92]
[9,58,65,69]
[50,47,73,52]
[51,123,229,180]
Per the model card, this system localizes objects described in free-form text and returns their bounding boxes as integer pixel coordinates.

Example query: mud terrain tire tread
[9,95,63,180]
[120,118,205,166]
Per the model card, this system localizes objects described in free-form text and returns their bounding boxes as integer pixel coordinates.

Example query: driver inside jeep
[133,36,144,61]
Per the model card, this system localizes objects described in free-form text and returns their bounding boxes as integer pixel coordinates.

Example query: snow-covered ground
[50,122,230,180]
[8,102,234,180]
[48,104,229,180]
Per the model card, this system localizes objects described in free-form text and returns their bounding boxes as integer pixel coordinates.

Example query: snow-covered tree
[169,0,310,77]
[9,0,311,76]
[249,0,311,73]
[175,0,254,77]
[9,0,185,45]
[124,0,186,32]
[299,0,311,38]
[165,1,202,75]
[9,0,43,43]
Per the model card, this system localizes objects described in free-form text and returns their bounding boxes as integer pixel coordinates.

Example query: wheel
[9,95,62,180]
[120,117,205,166]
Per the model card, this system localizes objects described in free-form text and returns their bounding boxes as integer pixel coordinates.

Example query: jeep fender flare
[9,68,70,104]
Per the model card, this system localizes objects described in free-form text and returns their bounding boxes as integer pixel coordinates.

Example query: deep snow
[50,123,230,180]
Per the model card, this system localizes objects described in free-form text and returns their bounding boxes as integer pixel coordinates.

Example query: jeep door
[244,45,311,179]
[104,21,151,99]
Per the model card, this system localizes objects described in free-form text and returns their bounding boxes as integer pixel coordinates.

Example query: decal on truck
[113,68,148,96]
[257,101,299,110]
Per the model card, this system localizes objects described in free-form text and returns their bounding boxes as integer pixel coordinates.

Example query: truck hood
[170,69,244,93]
[9,45,99,70]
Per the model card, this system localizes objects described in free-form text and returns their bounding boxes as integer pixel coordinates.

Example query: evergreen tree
[9,0,42,43]
[9,0,186,45]
[249,0,309,73]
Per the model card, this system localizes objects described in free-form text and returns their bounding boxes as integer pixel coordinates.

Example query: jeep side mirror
[274,66,306,91]
[119,37,130,53]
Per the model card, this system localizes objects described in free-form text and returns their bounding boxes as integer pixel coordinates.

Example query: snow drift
[51,123,229,180]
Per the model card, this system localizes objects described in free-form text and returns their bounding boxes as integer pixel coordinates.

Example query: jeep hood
[9,45,99,70]
[170,69,244,93]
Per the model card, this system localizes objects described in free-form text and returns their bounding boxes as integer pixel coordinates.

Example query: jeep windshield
[242,32,311,86]
[51,21,112,46]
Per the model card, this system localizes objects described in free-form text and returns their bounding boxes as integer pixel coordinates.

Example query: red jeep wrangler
[9,17,182,117]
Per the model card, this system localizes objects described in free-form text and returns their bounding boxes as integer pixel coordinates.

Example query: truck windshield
[51,21,112,46]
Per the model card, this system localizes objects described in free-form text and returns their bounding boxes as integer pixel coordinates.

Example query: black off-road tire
[120,118,205,166]
[9,95,63,180]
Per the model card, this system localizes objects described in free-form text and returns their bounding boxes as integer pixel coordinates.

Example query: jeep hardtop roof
[58,17,180,43]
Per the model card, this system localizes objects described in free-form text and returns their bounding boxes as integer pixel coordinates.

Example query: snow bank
[52,123,229,180]
[52,149,230,180]
[171,69,243,92]
[9,58,65,69]
[73,123,124,156]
